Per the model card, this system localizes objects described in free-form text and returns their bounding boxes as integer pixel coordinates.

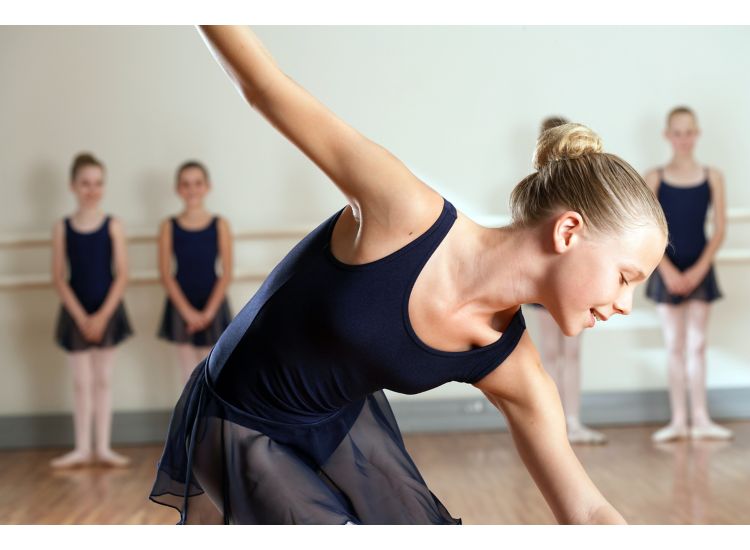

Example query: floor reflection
[653,439,731,524]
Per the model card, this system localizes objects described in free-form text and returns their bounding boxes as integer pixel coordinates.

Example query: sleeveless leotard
[150,198,525,524]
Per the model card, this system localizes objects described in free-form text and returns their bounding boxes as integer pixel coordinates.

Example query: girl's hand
[76,315,94,341]
[80,313,107,343]
[681,264,709,296]
[660,265,687,296]
[182,307,205,334]
[198,309,214,330]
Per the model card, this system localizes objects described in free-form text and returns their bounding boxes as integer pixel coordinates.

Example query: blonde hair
[510,123,667,236]
[539,116,569,135]
[666,105,697,128]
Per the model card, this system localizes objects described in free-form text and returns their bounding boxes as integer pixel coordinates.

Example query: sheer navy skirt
[55,302,133,352]
[158,298,232,347]
[149,357,460,525]
[646,265,722,305]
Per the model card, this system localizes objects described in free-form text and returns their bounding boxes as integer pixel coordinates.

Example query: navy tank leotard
[646,168,722,304]
[158,216,232,347]
[55,215,133,351]
[149,198,526,524]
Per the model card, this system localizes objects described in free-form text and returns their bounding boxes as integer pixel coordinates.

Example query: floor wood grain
[1,422,748,524]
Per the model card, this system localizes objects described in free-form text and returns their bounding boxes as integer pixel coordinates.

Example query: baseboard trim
[1,388,749,449]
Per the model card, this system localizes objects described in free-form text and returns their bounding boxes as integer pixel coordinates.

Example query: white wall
[1,26,749,415]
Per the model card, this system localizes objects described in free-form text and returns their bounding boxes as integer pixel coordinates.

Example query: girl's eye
[621,274,629,286]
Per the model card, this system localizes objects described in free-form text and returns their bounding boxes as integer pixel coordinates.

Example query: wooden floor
[1,421,748,524]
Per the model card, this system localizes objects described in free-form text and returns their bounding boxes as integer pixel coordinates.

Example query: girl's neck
[73,205,104,220]
[180,205,209,219]
[456,222,545,314]
[668,153,699,170]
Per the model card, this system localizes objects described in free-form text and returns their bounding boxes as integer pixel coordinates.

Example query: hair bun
[534,123,603,170]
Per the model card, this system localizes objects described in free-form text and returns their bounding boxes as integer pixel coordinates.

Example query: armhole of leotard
[653,167,663,194]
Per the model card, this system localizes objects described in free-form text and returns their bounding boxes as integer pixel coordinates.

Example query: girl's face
[70,165,105,209]
[176,167,210,207]
[665,112,699,156]
[543,217,666,336]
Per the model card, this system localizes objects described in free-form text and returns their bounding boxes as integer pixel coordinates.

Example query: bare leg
[50,352,95,468]
[685,301,732,439]
[561,333,607,444]
[653,304,690,442]
[176,343,200,385]
[91,348,131,467]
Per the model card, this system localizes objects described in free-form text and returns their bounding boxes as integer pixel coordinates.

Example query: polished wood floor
[1,422,748,524]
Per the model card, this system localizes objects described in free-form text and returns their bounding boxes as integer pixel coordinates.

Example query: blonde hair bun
[534,123,603,170]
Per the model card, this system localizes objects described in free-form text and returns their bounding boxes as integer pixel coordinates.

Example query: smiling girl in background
[157,161,233,385]
[51,152,133,469]
[644,107,731,443]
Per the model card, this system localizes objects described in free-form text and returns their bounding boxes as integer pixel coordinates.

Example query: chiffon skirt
[645,265,722,305]
[149,356,460,525]
[55,302,133,352]
[158,298,232,347]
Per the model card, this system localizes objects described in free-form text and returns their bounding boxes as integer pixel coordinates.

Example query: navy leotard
[55,216,132,351]
[158,216,232,347]
[150,198,526,524]
[645,168,722,304]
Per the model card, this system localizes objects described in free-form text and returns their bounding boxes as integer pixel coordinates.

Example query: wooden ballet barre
[0,227,316,249]
[0,269,270,291]
[3,207,750,250]
[1,249,750,291]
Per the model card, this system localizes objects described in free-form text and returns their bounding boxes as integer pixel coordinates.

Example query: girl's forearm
[204,274,232,317]
[583,502,627,525]
[694,230,725,272]
[54,279,89,324]
[162,275,196,315]
[198,26,280,105]
[96,273,128,319]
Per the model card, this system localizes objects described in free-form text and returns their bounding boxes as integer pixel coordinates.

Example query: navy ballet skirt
[55,216,133,352]
[158,217,232,347]
[645,172,722,305]
[149,198,526,524]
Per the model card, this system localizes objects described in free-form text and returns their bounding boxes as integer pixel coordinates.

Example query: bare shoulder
[332,185,445,264]
[472,326,541,400]
[158,217,174,235]
[707,166,725,186]
[216,216,231,233]
[643,167,661,192]
[108,216,125,235]
[52,218,65,237]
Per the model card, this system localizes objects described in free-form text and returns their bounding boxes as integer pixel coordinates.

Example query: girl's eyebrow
[625,265,646,281]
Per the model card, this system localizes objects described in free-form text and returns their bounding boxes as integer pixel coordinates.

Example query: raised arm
[196,26,440,226]
[473,331,626,524]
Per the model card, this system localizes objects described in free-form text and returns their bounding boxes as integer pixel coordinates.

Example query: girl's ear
[552,211,584,254]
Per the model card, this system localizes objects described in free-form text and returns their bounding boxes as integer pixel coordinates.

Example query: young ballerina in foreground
[149,26,667,524]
